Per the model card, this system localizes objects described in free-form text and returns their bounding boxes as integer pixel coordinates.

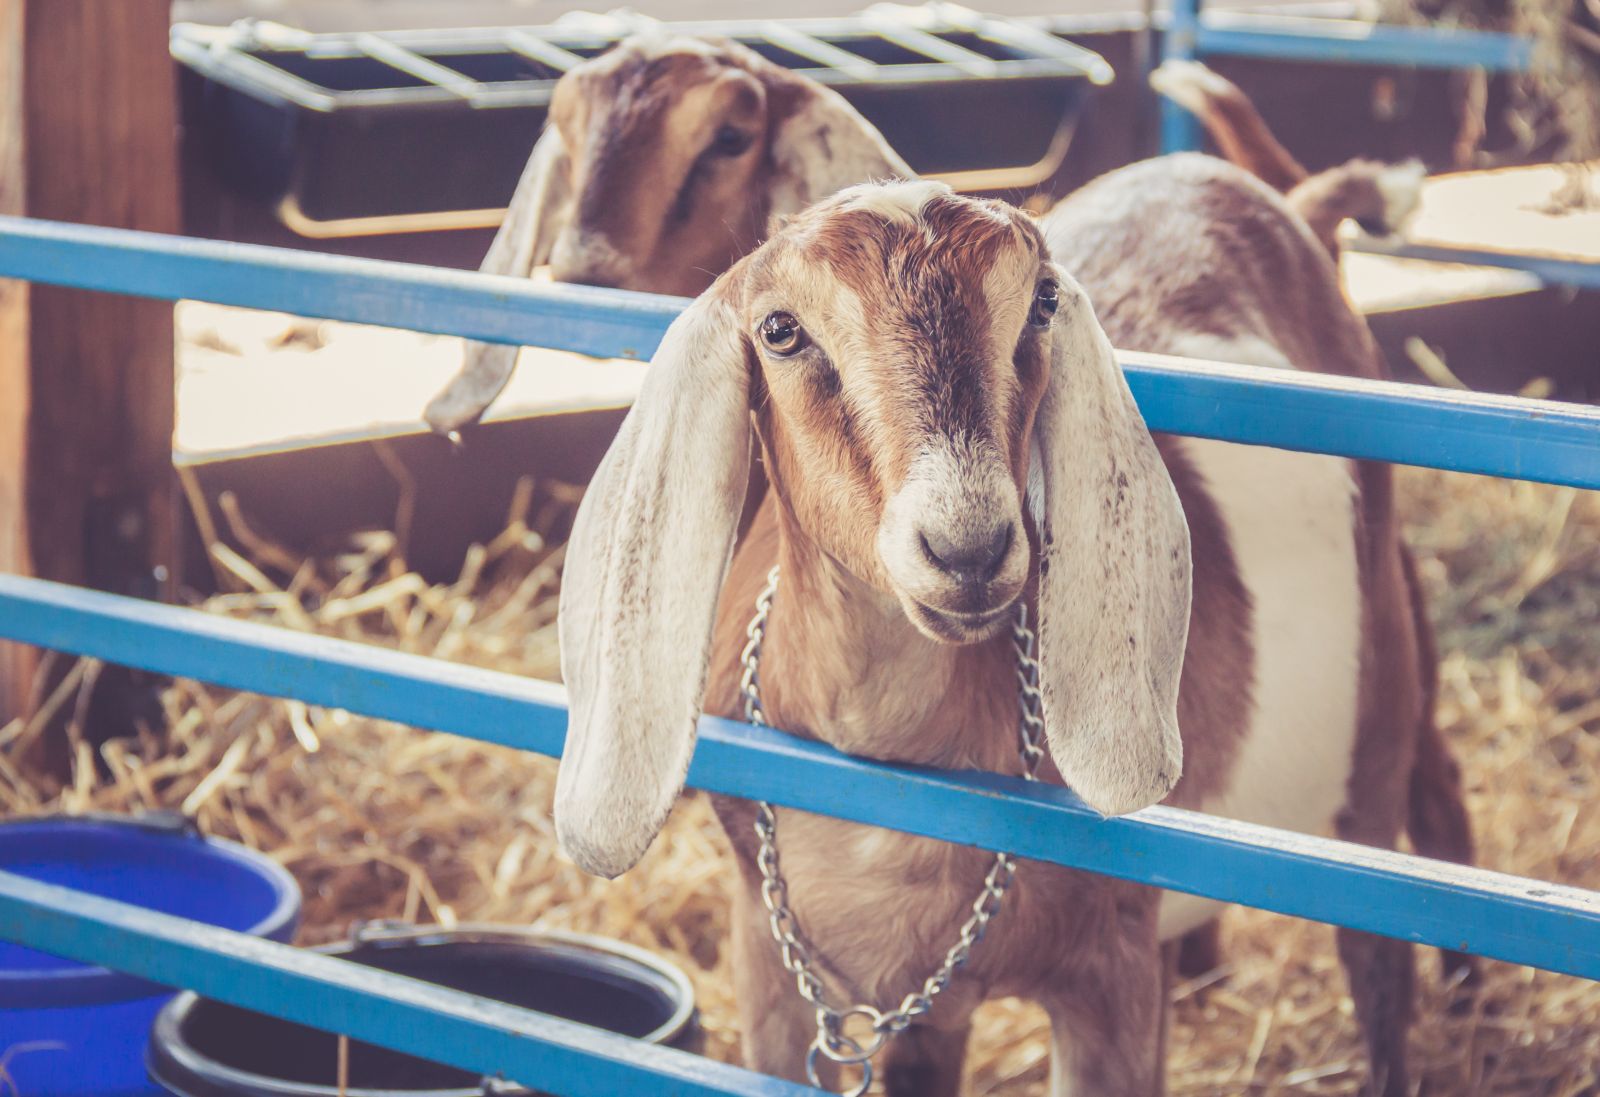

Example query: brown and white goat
[425,37,1428,435]
[424,34,910,434]
[554,171,1473,1095]
[1149,59,1426,254]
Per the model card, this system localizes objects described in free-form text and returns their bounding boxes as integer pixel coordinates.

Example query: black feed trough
[146,925,697,1097]
[171,6,1110,235]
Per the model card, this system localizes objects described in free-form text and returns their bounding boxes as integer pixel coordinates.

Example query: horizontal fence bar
[2,573,1598,981]
[1122,351,1600,490]
[1,216,1596,488]
[1195,13,1534,71]
[1346,235,1600,291]
[0,214,685,361]
[0,871,815,1097]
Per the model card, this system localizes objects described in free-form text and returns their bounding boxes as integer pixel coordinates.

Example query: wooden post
[0,0,180,732]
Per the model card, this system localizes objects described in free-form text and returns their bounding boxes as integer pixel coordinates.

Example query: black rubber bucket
[146,925,696,1097]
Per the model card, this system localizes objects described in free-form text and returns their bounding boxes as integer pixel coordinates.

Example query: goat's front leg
[1335,805,1414,1097]
[1043,939,1166,1097]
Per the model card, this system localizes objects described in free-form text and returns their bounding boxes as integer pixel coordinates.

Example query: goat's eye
[711,125,753,157]
[1028,280,1060,327]
[759,312,807,356]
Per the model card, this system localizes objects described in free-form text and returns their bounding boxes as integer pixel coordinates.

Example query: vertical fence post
[0,0,180,740]
[1161,0,1204,152]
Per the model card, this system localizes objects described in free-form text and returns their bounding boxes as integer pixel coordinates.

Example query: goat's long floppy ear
[765,80,914,221]
[424,126,574,435]
[1032,271,1192,816]
[555,290,751,878]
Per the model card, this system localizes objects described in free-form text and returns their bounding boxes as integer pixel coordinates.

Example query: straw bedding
[3,460,1597,1095]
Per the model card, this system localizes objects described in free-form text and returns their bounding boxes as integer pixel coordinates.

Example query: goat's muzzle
[877,450,1029,644]
[548,230,633,290]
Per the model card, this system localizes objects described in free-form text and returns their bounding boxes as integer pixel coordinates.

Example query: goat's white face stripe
[872,245,1036,611]
[876,437,1026,605]
[1155,335,1362,941]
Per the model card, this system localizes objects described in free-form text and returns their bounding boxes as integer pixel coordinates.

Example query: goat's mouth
[904,594,1018,644]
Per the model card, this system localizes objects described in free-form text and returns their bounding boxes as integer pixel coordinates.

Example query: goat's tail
[1149,60,1425,251]
[1149,59,1307,191]
[1399,544,1479,985]
[1286,159,1426,250]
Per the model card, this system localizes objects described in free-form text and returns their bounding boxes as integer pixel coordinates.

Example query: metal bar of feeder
[352,33,487,99]
[859,13,1000,76]
[756,22,883,81]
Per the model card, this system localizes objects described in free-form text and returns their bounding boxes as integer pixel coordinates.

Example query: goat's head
[745,183,1047,641]
[555,181,1192,878]
[423,33,911,435]
[497,33,912,295]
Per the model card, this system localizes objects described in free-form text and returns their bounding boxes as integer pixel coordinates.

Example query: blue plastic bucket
[0,813,301,1097]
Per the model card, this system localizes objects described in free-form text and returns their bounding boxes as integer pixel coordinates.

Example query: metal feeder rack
[171,4,1113,238]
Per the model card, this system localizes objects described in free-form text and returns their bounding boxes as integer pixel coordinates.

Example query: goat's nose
[919,523,1013,584]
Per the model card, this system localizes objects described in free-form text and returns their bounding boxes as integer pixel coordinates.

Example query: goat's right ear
[555,289,752,878]
[424,126,575,435]
[1032,271,1192,818]
[765,80,914,224]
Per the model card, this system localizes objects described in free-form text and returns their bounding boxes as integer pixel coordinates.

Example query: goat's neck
[759,520,1022,773]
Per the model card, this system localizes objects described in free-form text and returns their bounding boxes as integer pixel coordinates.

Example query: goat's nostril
[919,523,1014,583]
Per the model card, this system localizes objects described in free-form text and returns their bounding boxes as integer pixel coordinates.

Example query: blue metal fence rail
[1346,234,1600,292]
[0,872,815,1097]
[1191,11,1533,72]
[0,210,1598,1095]
[2,216,1597,486]
[3,574,1600,982]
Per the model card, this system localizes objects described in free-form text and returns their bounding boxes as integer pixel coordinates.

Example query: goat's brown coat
[697,159,1463,1096]
[502,36,1470,1093]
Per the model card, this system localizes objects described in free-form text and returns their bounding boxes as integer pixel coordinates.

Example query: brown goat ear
[763,77,915,228]
[554,286,752,878]
[424,126,574,435]
[1032,269,1191,816]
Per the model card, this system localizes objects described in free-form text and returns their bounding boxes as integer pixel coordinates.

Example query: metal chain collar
[738,564,1046,1096]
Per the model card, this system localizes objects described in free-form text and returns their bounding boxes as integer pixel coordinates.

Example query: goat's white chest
[1157,406,1363,940]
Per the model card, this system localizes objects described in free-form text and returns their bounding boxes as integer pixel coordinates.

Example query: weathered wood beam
[0,0,180,732]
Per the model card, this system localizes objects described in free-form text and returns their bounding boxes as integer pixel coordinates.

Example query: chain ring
[806,1040,872,1097]
[742,565,1046,1093]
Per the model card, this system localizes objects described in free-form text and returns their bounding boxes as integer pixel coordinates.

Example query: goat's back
[1043,155,1424,943]
[1041,153,1382,381]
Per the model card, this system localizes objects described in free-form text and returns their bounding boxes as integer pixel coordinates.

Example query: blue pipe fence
[1,215,1596,486]
[1,216,1598,1095]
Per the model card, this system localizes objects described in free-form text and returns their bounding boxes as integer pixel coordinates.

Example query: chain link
[741,565,1045,1095]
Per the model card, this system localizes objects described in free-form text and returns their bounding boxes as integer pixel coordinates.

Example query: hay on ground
[2,465,1598,1094]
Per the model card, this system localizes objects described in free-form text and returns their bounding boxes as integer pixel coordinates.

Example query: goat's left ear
[555,287,752,878]
[1032,270,1192,816]
[763,75,914,226]
[425,126,574,435]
